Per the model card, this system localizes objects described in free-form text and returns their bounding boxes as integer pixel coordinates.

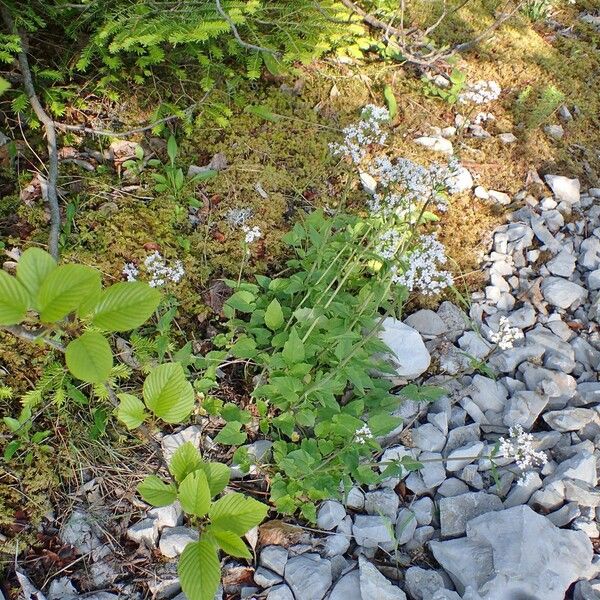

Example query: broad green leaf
[225,290,255,313]
[179,470,211,517]
[383,85,398,118]
[178,539,221,600]
[264,298,284,331]
[209,492,268,535]
[143,363,195,423]
[167,135,178,163]
[368,413,402,437]
[116,393,147,430]
[208,526,251,559]
[282,328,305,365]
[201,462,231,497]
[169,441,203,483]
[92,282,161,332]
[230,336,257,359]
[16,248,57,305]
[262,51,283,76]
[137,475,177,506]
[0,271,29,325]
[65,332,113,384]
[214,421,247,446]
[37,264,100,323]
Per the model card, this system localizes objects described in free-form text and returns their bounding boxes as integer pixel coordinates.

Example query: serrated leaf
[208,526,251,559]
[37,264,100,323]
[116,393,147,430]
[201,462,231,497]
[214,421,247,446]
[209,492,268,535]
[143,363,195,423]
[178,540,221,600]
[0,270,29,325]
[137,475,177,506]
[65,332,113,384]
[16,248,57,306]
[92,281,161,332]
[169,441,203,483]
[179,470,211,517]
[264,298,284,330]
[282,327,305,365]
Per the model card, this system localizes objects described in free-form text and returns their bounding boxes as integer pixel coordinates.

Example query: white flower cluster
[226,207,254,228]
[499,424,548,486]
[459,80,501,104]
[354,423,374,445]
[242,225,262,244]
[375,228,403,260]
[123,252,185,288]
[366,156,458,217]
[391,234,454,295]
[490,316,524,350]
[330,104,390,164]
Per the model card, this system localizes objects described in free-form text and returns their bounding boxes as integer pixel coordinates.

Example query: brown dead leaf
[258,520,308,548]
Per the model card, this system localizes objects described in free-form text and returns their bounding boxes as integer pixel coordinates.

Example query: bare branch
[2,324,65,352]
[337,0,417,37]
[1,6,61,260]
[214,0,279,56]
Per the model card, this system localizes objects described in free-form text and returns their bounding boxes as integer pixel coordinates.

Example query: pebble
[439,492,503,538]
[284,554,332,600]
[379,318,431,379]
[317,501,346,531]
[158,527,198,558]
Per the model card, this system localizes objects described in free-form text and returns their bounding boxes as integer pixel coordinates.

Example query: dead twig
[1,6,61,260]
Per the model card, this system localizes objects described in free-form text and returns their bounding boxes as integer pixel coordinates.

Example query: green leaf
[169,441,203,483]
[178,470,211,517]
[16,248,57,305]
[244,104,281,122]
[262,51,283,76]
[137,475,177,506]
[92,282,161,332]
[143,363,195,423]
[209,492,268,535]
[37,264,100,323]
[0,271,29,325]
[230,336,257,359]
[116,393,147,430]
[208,526,251,559]
[368,413,402,437]
[201,462,231,497]
[282,328,305,365]
[383,85,398,118]
[178,540,221,600]
[214,421,247,446]
[225,290,255,313]
[221,403,251,424]
[167,135,178,163]
[264,298,284,330]
[65,332,113,384]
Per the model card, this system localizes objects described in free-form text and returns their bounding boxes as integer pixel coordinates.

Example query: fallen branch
[1,6,61,260]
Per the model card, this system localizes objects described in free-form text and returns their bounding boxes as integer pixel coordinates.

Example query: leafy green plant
[3,406,52,462]
[522,0,554,21]
[137,441,268,600]
[422,69,466,105]
[0,247,161,384]
[515,84,565,130]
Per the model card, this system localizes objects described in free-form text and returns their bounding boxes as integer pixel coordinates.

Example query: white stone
[545,174,580,204]
[446,166,473,193]
[127,518,159,547]
[379,318,431,379]
[498,132,517,144]
[488,190,511,205]
[317,501,346,531]
[358,556,406,600]
[159,527,199,558]
[414,136,453,153]
[284,554,332,600]
[148,502,183,529]
[541,277,587,309]
[360,172,377,195]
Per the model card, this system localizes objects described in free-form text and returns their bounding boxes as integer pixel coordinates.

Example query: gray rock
[504,472,542,508]
[411,423,446,452]
[379,318,431,379]
[498,132,517,144]
[439,492,503,538]
[431,505,593,598]
[547,250,576,277]
[358,556,406,600]
[159,527,199,558]
[405,309,448,337]
[329,570,362,600]
[545,174,581,204]
[573,580,600,600]
[60,510,104,556]
[488,344,545,373]
[260,545,289,576]
[503,390,549,430]
[395,508,417,544]
[127,518,158,547]
[284,554,332,600]
[544,124,564,140]
[148,502,183,529]
[345,487,365,511]
[467,375,507,413]
[412,497,434,525]
[446,442,484,472]
[564,480,600,507]
[437,478,470,497]
[404,567,447,600]
[48,577,78,599]
[445,424,481,455]
[488,190,511,205]
[546,502,580,527]
[419,452,447,489]
[437,302,470,342]
[267,584,295,600]
[352,515,395,550]
[317,501,346,531]
[541,277,587,309]
[323,532,351,557]
[543,408,600,432]
[161,426,202,463]
[458,331,493,359]
[364,489,399,520]
[230,440,273,478]
[255,567,283,588]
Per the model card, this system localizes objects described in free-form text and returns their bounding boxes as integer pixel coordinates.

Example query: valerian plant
[137,441,268,600]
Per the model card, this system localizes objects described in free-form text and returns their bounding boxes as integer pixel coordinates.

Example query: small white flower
[138,251,185,287]
[499,424,547,486]
[490,316,524,350]
[354,424,373,444]
[242,225,262,244]
[458,80,501,104]
[226,208,254,228]
[122,262,139,282]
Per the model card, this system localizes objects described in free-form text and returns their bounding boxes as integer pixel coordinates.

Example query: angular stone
[439,492,503,538]
[317,501,346,531]
[414,136,453,153]
[267,584,295,600]
[329,571,362,600]
[148,502,183,529]
[543,408,600,432]
[161,426,202,463]
[260,546,289,576]
[379,318,431,379]
[345,486,365,511]
[405,309,448,337]
[446,442,484,472]
[541,277,587,309]
[438,478,470,498]
[364,489,399,521]
[358,556,406,600]
[466,375,507,413]
[411,423,446,452]
[431,505,593,598]
[127,518,158,547]
[437,302,469,342]
[352,515,395,550]
[547,250,576,277]
[503,390,549,430]
[255,567,283,588]
[284,554,332,600]
[411,497,434,525]
[545,174,580,204]
[419,452,447,489]
[395,508,417,545]
[404,567,447,600]
[159,527,198,558]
